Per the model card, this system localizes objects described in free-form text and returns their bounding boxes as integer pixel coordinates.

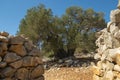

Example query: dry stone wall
[0,32,44,80]
[93,2,120,80]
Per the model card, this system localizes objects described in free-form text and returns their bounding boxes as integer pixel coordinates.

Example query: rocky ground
[43,54,96,80]
[43,53,97,69]
[44,67,93,80]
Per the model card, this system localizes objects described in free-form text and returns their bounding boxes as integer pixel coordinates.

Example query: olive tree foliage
[61,6,106,55]
[18,5,53,45]
[18,5,65,58]
[18,5,106,59]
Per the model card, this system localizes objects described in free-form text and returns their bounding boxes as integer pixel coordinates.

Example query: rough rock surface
[0,32,44,80]
[93,2,120,80]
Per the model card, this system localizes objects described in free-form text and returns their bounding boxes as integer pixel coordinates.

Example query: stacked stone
[0,32,44,80]
[93,2,120,80]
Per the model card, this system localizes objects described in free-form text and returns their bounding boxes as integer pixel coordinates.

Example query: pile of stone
[0,32,44,80]
[44,56,96,69]
[93,1,120,80]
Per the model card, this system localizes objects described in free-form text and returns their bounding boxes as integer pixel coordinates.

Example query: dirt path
[44,67,93,80]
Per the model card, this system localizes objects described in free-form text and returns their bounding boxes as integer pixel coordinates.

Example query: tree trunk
[67,49,75,57]
[55,48,67,59]
[54,48,75,59]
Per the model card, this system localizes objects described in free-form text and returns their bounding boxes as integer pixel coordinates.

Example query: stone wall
[93,2,120,80]
[0,32,44,80]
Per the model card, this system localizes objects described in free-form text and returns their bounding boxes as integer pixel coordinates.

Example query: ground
[44,67,93,80]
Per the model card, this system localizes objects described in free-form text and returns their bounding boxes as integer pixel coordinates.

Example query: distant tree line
[17,4,106,59]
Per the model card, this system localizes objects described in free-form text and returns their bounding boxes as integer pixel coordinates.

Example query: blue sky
[0,0,118,35]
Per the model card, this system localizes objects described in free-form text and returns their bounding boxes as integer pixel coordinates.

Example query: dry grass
[44,67,93,80]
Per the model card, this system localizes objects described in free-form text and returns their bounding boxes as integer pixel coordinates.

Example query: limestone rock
[104,33,113,48]
[97,45,107,54]
[113,71,120,79]
[9,44,27,56]
[99,61,114,71]
[110,9,120,22]
[108,48,120,61]
[34,57,43,64]
[0,62,7,68]
[0,50,7,56]
[31,65,44,79]
[115,54,120,65]
[108,22,119,34]
[0,35,8,42]
[112,37,120,48]
[4,52,21,63]
[105,61,114,71]
[97,61,102,69]
[24,40,33,51]
[114,65,120,72]
[92,66,101,75]
[0,42,8,51]
[1,67,16,77]
[93,75,100,80]
[104,71,114,80]
[116,78,120,80]
[23,56,35,67]
[34,75,44,80]
[0,32,9,37]
[23,56,42,67]
[9,36,25,44]
[9,59,23,69]
[114,31,120,40]
[94,53,101,60]
[101,50,109,61]
[15,68,29,80]
[29,47,41,57]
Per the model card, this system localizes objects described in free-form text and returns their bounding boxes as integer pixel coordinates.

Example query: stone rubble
[0,32,44,80]
[43,56,96,69]
[93,1,120,80]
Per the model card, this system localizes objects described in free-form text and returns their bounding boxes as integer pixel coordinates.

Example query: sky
[0,0,118,35]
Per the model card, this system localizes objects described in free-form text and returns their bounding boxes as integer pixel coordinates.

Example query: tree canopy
[18,4,106,59]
